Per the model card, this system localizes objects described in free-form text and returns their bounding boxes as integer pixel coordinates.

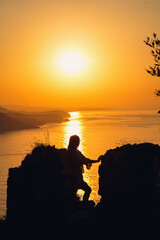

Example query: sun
[56,50,87,74]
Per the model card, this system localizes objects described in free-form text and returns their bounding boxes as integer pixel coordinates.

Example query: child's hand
[87,162,92,169]
[98,155,103,162]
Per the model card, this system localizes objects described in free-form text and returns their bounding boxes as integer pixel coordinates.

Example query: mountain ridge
[0,107,70,133]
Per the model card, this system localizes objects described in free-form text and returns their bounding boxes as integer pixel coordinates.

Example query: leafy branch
[144,33,160,80]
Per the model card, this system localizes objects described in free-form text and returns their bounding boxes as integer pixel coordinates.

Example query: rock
[7,144,79,226]
[7,142,160,233]
[97,143,160,226]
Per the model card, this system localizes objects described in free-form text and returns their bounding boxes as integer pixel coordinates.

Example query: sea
[0,109,160,217]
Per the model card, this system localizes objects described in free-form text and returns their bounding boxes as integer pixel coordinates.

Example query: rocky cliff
[97,143,160,226]
[6,143,160,233]
[7,144,80,226]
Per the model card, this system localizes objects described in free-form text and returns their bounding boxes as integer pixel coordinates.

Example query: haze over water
[0,109,160,217]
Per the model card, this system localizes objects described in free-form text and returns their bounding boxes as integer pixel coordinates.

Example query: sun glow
[56,50,87,74]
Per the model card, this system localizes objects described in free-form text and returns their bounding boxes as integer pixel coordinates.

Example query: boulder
[7,144,79,226]
[97,143,160,225]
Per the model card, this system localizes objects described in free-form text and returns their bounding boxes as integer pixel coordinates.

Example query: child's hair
[68,135,80,150]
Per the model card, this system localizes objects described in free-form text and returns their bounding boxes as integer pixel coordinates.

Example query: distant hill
[0,112,37,133]
[0,107,70,133]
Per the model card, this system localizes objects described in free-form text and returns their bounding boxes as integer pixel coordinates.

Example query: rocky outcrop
[7,144,79,226]
[97,143,160,225]
[7,142,160,231]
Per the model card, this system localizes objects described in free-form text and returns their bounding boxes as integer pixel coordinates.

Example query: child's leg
[78,180,91,202]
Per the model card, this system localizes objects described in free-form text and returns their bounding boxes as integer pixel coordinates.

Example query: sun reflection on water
[69,111,80,119]
[63,112,84,152]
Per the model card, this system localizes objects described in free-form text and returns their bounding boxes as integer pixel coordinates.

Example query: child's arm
[77,150,103,164]
[87,155,103,163]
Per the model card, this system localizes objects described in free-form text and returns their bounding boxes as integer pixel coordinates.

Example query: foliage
[144,33,160,80]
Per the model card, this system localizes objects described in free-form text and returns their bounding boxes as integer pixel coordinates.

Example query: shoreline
[0,107,70,134]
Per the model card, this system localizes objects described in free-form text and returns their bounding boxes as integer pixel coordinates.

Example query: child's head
[68,135,80,150]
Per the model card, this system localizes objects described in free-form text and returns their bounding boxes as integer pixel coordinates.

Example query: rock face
[7,142,160,229]
[7,144,78,225]
[98,143,160,223]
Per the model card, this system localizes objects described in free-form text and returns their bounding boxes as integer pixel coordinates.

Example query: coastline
[0,107,70,134]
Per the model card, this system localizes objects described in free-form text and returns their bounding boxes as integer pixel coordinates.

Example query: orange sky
[1,0,160,110]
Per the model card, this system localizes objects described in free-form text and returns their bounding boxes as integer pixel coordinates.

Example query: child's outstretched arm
[87,155,103,163]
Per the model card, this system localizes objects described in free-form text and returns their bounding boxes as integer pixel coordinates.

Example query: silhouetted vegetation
[144,33,160,96]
